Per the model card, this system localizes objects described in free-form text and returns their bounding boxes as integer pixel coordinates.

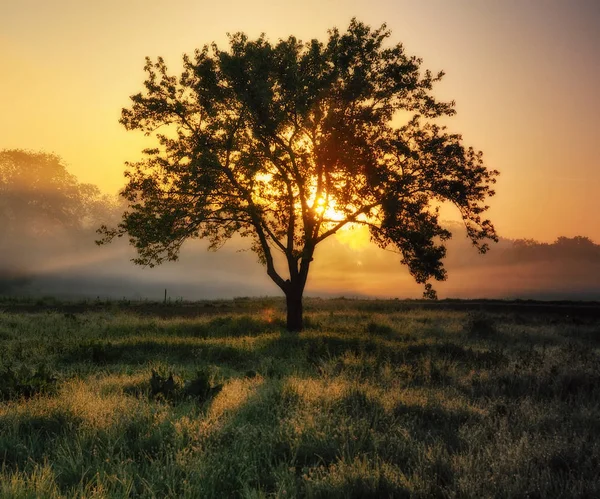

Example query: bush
[148,368,222,403]
[464,311,497,338]
[0,364,58,400]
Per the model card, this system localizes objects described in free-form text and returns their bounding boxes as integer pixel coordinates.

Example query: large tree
[99,20,498,331]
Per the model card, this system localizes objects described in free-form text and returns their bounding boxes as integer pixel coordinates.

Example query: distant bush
[0,364,58,400]
[149,368,181,400]
[148,368,222,403]
[464,311,497,338]
[66,340,119,364]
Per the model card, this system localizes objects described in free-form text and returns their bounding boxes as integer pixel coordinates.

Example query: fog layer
[2,150,599,301]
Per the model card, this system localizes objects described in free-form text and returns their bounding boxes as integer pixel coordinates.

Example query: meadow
[0,297,599,498]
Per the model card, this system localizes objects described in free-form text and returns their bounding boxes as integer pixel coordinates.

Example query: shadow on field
[97,315,283,340]
[59,315,284,368]
[61,338,258,368]
[393,402,479,453]
[191,379,421,497]
[58,313,600,408]
[0,409,84,471]
[54,313,542,372]
[469,368,600,402]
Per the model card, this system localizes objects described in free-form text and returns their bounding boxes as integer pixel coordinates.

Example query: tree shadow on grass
[56,323,513,391]
[86,314,284,341]
[392,402,480,454]
[0,409,84,471]
[167,315,284,339]
[58,315,600,407]
[468,369,600,402]
[194,379,416,498]
[298,334,510,377]
[198,375,477,498]
[60,338,258,370]
[58,310,589,373]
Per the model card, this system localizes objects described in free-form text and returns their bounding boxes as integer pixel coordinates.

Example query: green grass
[0,299,599,498]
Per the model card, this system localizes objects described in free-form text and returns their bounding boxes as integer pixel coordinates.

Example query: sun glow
[314,196,326,215]
[309,192,371,249]
[334,224,371,250]
[313,196,345,222]
[253,169,371,250]
[310,191,345,221]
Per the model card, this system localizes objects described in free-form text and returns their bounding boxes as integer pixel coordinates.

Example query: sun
[310,195,371,250]
[313,199,370,250]
[313,196,344,221]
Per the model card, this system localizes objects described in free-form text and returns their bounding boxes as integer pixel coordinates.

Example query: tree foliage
[0,149,109,237]
[0,149,118,293]
[99,19,499,330]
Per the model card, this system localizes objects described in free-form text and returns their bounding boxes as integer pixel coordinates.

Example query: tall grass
[0,300,599,497]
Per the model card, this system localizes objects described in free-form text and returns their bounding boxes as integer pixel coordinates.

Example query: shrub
[0,364,58,400]
[148,368,222,403]
[464,311,497,338]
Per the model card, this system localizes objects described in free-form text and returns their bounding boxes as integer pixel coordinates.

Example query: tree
[1,149,116,292]
[0,149,112,238]
[98,19,498,331]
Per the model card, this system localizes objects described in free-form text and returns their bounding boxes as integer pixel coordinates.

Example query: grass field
[0,298,599,498]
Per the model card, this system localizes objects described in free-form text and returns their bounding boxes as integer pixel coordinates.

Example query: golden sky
[1,0,599,243]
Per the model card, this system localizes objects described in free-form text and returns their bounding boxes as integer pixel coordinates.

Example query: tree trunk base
[286,293,303,332]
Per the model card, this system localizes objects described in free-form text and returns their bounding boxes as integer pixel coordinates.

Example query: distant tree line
[510,236,600,261]
[0,149,116,239]
[0,149,119,292]
[447,234,600,269]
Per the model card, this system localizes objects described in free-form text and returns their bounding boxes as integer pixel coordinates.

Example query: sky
[1,0,599,247]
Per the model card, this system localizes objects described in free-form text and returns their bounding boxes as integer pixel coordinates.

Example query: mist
[310,227,600,301]
[2,150,599,301]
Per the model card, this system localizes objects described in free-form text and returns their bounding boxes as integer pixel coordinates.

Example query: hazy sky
[1,0,599,243]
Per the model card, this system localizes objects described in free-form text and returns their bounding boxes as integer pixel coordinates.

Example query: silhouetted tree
[99,20,498,331]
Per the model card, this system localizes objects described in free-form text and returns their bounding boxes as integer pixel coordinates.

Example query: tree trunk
[285,288,304,332]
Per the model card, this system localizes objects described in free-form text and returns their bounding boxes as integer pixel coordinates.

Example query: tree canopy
[0,149,118,293]
[99,19,499,330]
[0,149,109,237]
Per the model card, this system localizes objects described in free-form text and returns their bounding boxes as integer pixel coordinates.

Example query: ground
[0,297,599,498]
